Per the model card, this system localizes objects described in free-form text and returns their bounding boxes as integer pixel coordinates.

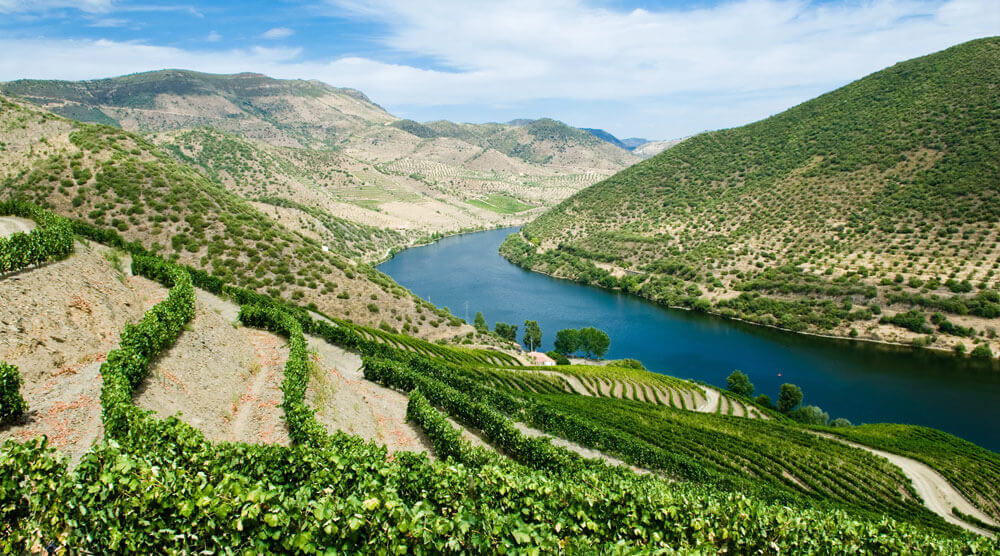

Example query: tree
[473,311,488,333]
[726,370,754,397]
[829,417,853,427]
[494,322,517,342]
[523,320,542,351]
[553,328,580,355]
[777,383,803,413]
[754,394,773,409]
[579,327,610,358]
[790,405,829,426]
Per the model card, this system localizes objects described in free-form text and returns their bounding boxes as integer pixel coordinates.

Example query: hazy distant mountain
[581,128,628,150]
[581,128,683,158]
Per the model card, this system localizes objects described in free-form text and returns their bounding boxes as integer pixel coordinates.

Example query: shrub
[791,405,830,426]
[546,351,570,365]
[880,310,932,334]
[608,358,645,370]
[0,362,27,424]
[971,343,994,359]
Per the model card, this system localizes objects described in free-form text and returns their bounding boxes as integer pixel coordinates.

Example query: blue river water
[378,227,1000,451]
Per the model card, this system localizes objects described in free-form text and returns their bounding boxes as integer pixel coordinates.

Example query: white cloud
[0,0,995,136]
[207,30,222,42]
[0,0,113,12]
[260,27,294,40]
[315,0,998,103]
[88,17,128,27]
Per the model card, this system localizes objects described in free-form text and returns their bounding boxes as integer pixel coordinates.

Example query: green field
[467,194,534,214]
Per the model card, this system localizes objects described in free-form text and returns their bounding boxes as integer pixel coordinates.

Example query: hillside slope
[0,94,471,340]
[0,70,391,149]
[3,71,639,240]
[3,203,999,550]
[505,37,1000,355]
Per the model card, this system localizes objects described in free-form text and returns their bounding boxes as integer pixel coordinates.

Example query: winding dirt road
[816,432,997,537]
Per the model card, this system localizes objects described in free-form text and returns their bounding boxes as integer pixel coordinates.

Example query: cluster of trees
[553,327,610,358]
[491,319,543,352]
[484,314,611,359]
[726,371,850,427]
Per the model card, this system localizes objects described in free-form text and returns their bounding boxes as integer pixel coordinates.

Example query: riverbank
[499,232,999,364]
[378,226,1000,450]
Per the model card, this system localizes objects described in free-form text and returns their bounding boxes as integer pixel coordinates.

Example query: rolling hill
[0,93,478,341]
[503,37,1000,356]
[3,48,1000,548]
[2,70,639,242]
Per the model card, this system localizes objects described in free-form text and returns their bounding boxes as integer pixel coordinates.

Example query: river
[378,227,1000,451]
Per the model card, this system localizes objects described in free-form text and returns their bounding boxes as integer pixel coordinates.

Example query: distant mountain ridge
[1,71,636,168]
[2,69,639,239]
[581,127,682,158]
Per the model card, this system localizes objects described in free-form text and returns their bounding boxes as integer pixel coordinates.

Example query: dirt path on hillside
[696,387,719,412]
[816,432,998,537]
[0,216,35,238]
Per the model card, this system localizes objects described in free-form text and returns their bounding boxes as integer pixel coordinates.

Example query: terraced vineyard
[344,321,524,367]
[2,209,998,551]
[830,424,1000,522]
[477,365,769,418]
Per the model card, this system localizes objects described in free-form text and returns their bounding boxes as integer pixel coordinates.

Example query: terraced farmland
[478,365,769,419]
[344,320,524,367]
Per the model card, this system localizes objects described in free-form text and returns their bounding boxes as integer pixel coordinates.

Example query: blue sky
[0,0,997,139]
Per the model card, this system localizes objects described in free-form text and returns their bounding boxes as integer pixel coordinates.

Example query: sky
[0,0,996,139]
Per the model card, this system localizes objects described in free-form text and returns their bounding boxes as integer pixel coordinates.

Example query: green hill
[504,37,1000,355]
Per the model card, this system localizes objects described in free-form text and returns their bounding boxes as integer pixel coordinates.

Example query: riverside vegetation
[1,202,999,551]
[502,37,1000,357]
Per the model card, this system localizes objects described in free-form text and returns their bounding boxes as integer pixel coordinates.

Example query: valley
[2,71,640,255]
[379,226,1000,450]
[0,27,998,553]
